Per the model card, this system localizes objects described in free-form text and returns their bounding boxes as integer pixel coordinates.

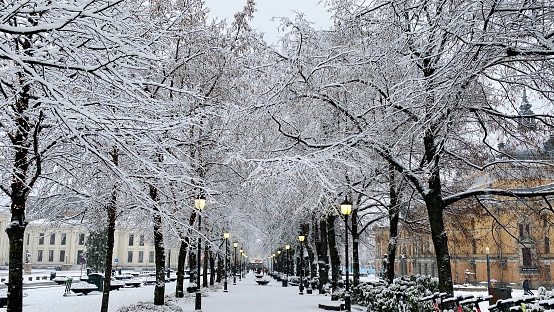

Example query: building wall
[0,210,178,269]
[374,196,554,286]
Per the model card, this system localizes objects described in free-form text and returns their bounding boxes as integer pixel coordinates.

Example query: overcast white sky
[203,0,333,43]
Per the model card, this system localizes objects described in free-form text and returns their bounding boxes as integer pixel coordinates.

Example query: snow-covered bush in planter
[352,275,439,312]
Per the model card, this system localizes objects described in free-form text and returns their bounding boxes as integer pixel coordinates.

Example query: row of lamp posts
[193,195,248,311]
[223,232,246,291]
[194,195,353,312]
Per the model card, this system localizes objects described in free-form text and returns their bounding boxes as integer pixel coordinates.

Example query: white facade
[0,210,178,269]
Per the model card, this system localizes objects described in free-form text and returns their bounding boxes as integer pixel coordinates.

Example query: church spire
[518,88,535,130]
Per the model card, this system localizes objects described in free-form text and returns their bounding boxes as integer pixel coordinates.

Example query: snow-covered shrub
[117,297,183,312]
[352,275,439,312]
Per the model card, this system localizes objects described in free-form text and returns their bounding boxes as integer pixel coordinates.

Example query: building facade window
[139,234,145,246]
[50,233,56,245]
[149,251,155,263]
[60,250,66,263]
[522,248,532,266]
[26,234,29,246]
[78,233,85,245]
[38,233,44,245]
[138,251,144,263]
[77,250,84,264]
[48,250,54,262]
[37,250,43,262]
[127,251,133,263]
[128,234,134,246]
[519,223,531,237]
[61,233,66,245]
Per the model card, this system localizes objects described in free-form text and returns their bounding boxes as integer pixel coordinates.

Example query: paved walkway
[179,273,330,312]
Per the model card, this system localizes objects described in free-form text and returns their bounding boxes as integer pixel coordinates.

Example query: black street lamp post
[486,247,491,291]
[341,198,353,312]
[223,232,229,292]
[298,235,305,295]
[194,196,206,312]
[286,245,290,276]
[284,245,290,287]
[233,242,238,285]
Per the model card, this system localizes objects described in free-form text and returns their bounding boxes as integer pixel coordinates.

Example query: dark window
[127,251,133,263]
[60,250,66,263]
[77,250,84,264]
[128,234,134,246]
[522,248,532,266]
[138,251,144,263]
[61,233,66,245]
[50,233,55,245]
[38,233,44,245]
[149,251,155,263]
[48,250,54,262]
[472,239,477,254]
[547,237,551,254]
[78,234,85,245]
[37,250,43,262]
[139,234,145,246]
[519,224,524,237]
[26,234,29,245]
[526,224,530,236]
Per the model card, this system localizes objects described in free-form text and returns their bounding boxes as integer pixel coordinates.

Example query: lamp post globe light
[239,248,244,281]
[194,195,206,312]
[233,242,238,285]
[223,232,230,292]
[340,197,353,312]
[298,235,305,295]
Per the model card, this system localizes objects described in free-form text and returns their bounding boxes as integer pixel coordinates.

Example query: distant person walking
[63,277,72,296]
[523,278,533,295]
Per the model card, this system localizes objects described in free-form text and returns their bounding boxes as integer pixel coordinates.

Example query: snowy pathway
[20,272,332,312]
[177,273,329,312]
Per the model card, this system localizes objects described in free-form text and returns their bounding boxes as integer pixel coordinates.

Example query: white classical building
[0,208,178,270]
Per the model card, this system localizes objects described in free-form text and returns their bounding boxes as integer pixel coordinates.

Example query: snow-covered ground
[0,269,533,311]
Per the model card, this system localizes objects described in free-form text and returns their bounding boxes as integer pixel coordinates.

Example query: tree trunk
[327,214,340,292]
[424,129,454,295]
[203,244,208,287]
[209,251,215,285]
[426,193,453,294]
[315,218,329,292]
[216,254,222,283]
[151,186,165,305]
[176,212,196,297]
[386,167,400,285]
[306,234,316,280]
[7,79,35,312]
[6,215,26,312]
[176,239,188,298]
[189,245,197,287]
[100,148,118,312]
[351,207,360,287]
